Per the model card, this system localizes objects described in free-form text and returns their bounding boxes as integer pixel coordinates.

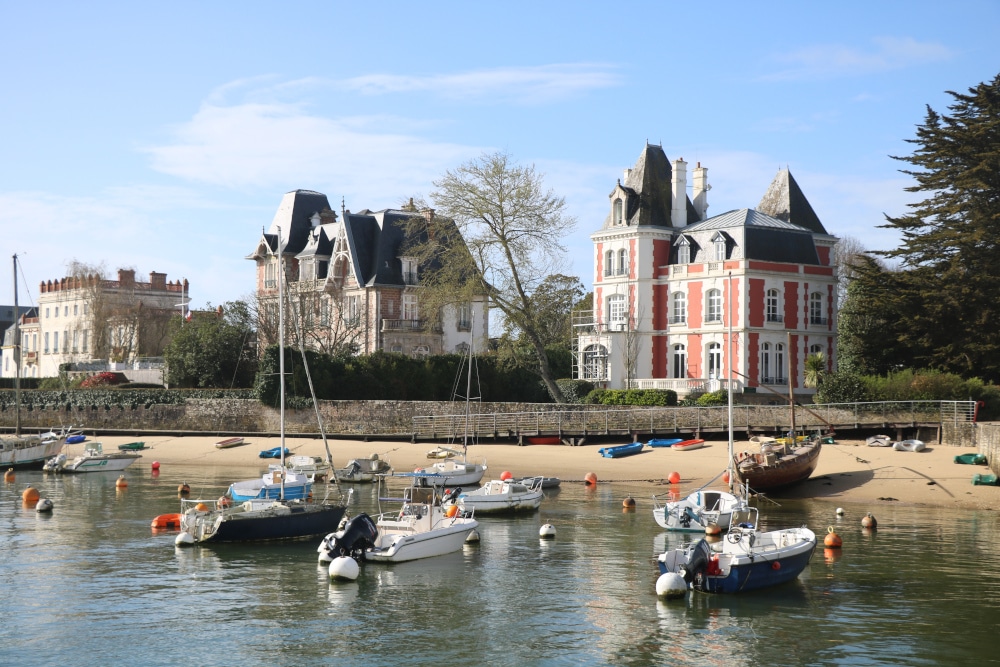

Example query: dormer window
[712,232,727,261]
[676,236,691,265]
[613,199,624,226]
[400,257,418,285]
[310,212,322,228]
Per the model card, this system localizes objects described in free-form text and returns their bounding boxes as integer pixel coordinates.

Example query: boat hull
[1,436,65,470]
[63,453,140,473]
[672,439,705,451]
[229,481,311,502]
[646,438,683,448]
[735,441,822,491]
[598,443,644,458]
[215,437,244,449]
[653,489,745,532]
[365,520,477,562]
[182,500,346,543]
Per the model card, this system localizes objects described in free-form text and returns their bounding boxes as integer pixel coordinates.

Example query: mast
[787,331,796,438]
[12,254,21,436]
[462,309,475,458]
[726,271,734,492]
[276,226,286,500]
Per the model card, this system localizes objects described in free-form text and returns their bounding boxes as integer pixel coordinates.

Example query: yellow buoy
[824,526,842,548]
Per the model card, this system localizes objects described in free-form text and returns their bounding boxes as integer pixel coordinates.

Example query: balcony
[760,376,788,385]
[402,271,418,286]
[669,315,686,325]
[766,315,784,323]
[810,316,828,326]
[382,319,425,332]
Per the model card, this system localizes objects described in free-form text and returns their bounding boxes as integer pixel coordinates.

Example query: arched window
[810,343,824,356]
[766,288,782,323]
[671,291,686,324]
[706,289,722,323]
[672,344,687,379]
[707,342,722,379]
[809,291,825,325]
[617,249,628,276]
[583,344,608,380]
[608,294,626,330]
[604,249,613,277]
[613,199,624,226]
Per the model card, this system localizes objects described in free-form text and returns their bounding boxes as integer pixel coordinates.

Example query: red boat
[672,439,705,451]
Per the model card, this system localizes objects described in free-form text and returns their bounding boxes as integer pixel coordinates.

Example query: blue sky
[2,1,998,311]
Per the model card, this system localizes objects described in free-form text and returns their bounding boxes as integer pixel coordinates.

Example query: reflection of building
[247,190,488,357]
[1,270,186,380]
[576,143,838,399]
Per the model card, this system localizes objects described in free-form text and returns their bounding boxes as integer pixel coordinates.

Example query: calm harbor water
[3,464,1000,667]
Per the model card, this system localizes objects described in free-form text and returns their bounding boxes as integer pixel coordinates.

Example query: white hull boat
[451,476,544,515]
[412,458,487,487]
[893,439,926,452]
[44,442,140,473]
[319,483,477,564]
[653,488,747,532]
[5,434,66,470]
[334,454,392,483]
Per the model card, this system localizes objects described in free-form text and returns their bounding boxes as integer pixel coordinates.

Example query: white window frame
[617,249,627,276]
[706,289,722,323]
[707,342,722,380]
[671,292,686,325]
[613,199,624,226]
[672,343,687,379]
[608,294,626,330]
[809,291,825,325]
[604,250,613,277]
[402,294,418,321]
[766,289,782,323]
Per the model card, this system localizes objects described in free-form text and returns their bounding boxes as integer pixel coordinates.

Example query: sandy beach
[63,433,1000,512]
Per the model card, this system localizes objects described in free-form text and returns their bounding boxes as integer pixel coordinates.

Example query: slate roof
[611,143,699,227]
[680,208,821,265]
[756,168,828,235]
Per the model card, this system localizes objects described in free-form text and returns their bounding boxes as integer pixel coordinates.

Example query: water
[3,467,999,667]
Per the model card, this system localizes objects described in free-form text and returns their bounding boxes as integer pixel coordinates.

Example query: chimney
[671,157,687,227]
[421,208,435,222]
[118,269,135,285]
[149,271,166,290]
[692,162,710,221]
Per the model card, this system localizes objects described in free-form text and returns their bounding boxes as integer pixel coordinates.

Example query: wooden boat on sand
[734,437,822,491]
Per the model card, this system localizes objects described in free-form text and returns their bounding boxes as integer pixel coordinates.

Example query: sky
[2,1,998,313]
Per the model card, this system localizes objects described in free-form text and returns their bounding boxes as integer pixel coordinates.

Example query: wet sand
[70,434,1000,512]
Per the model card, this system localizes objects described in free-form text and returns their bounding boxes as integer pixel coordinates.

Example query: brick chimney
[118,269,135,285]
[149,271,166,290]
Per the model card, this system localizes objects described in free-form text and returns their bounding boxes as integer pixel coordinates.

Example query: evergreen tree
[879,73,1000,381]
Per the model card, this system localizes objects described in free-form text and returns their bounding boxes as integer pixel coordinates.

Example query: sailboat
[652,272,747,532]
[412,313,486,487]
[176,227,348,544]
[1,254,69,469]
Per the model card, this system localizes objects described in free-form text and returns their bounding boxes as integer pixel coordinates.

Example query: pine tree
[879,73,1000,381]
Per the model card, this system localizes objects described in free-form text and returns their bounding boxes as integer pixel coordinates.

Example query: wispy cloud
[761,36,953,81]
[338,63,622,104]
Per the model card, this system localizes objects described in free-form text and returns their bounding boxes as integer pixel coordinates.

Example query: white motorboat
[45,442,141,473]
[318,481,477,564]
[893,439,926,452]
[334,454,392,483]
[450,476,544,515]
[285,454,333,482]
[413,458,487,487]
[652,488,746,532]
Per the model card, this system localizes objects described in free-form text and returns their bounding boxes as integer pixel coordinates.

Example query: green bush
[556,379,594,404]
[695,390,728,407]
[593,388,677,406]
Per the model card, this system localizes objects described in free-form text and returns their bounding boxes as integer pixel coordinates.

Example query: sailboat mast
[462,309,475,457]
[727,271,734,492]
[12,254,21,437]
[276,226,286,500]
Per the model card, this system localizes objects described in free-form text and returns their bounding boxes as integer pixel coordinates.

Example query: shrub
[556,379,594,404]
[79,372,128,389]
[593,388,677,407]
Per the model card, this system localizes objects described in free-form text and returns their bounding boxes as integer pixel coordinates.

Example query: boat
[229,467,312,502]
[525,436,562,445]
[866,435,892,447]
[43,442,141,473]
[954,453,988,465]
[175,226,347,545]
[118,441,147,451]
[65,434,87,445]
[656,506,817,594]
[598,442,644,458]
[426,446,457,459]
[285,455,332,482]
[214,437,244,449]
[653,488,746,532]
[646,438,684,448]
[514,476,560,489]
[972,473,1000,486]
[892,439,926,452]
[150,513,182,529]
[734,436,822,491]
[448,476,544,515]
[334,454,392,483]
[318,478,477,564]
[259,446,290,459]
[672,439,705,452]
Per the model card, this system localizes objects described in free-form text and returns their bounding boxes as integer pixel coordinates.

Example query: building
[247,190,488,358]
[1,269,187,379]
[576,143,838,399]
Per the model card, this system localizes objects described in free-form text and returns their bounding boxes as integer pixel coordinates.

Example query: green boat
[118,442,147,451]
[972,473,999,486]
[954,453,988,465]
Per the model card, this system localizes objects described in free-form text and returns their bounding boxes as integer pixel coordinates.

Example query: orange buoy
[622,495,636,509]
[584,472,598,485]
[115,475,128,488]
[151,513,183,529]
[446,504,459,518]
[4,468,14,483]
[861,513,877,530]
[705,522,722,536]
[722,471,730,485]
[500,471,512,481]
[22,485,40,503]
[151,461,160,470]
[195,502,209,512]
[178,483,190,496]
[824,526,842,548]
[668,471,681,484]
[218,496,232,508]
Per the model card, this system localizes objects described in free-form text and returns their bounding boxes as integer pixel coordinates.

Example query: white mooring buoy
[656,572,688,599]
[174,531,195,546]
[328,556,360,581]
[539,524,556,539]
[36,498,54,513]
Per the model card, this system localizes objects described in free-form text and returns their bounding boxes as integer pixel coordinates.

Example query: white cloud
[761,36,953,81]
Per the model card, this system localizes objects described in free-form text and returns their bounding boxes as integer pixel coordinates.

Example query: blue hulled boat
[646,438,684,448]
[597,442,644,458]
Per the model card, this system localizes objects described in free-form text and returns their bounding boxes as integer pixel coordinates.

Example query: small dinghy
[672,439,705,452]
[892,439,926,452]
[954,453,988,465]
[646,438,684,448]
[597,442,644,458]
[215,437,244,449]
[866,435,892,447]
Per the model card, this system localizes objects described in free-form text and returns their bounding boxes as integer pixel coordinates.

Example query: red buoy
[500,471,512,481]
[151,461,160,470]
[668,471,681,484]
[824,526,843,548]
[584,472,598,485]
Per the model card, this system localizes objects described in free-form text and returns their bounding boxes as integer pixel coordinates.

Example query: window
[613,199,623,226]
[73,304,78,316]
[344,295,360,326]
[761,342,786,384]
[53,307,58,318]
[45,307,49,318]
[72,330,79,353]
[582,344,608,380]
[617,249,628,276]
[53,331,58,353]
[265,261,277,289]
[402,294,419,321]
[604,250,613,277]
[83,303,88,315]
[82,330,88,353]
[458,303,472,331]
[64,306,68,317]
[810,344,824,356]
[677,239,691,264]
[390,344,403,353]
[44,332,49,353]
[671,292,686,324]
[714,236,726,261]
[608,294,626,330]
[809,292,826,325]
[400,257,418,286]
[707,342,722,379]
[766,289,782,323]
[672,344,687,379]
[706,289,722,323]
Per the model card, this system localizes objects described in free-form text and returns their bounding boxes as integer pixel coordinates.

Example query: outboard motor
[442,487,462,505]
[322,513,378,562]
[678,539,713,590]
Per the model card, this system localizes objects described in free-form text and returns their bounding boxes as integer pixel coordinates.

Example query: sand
[65,433,1000,512]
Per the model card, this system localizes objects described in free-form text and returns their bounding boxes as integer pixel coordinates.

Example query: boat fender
[771,561,781,571]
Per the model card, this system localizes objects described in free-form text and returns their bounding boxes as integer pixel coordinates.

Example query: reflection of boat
[318,479,477,564]
[653,489,745,532]
[334,454,392,483]
[44,442,141,473]
[450,476,544,515]
[646,438,683,448]
[215,437,244,449]
[598,442,644,458]
[892,439,926,452]
[866,435,892,447]
[657,506,816,594]
[672,439,705,452]
[734,437,822,491]
[176,227,347,545]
